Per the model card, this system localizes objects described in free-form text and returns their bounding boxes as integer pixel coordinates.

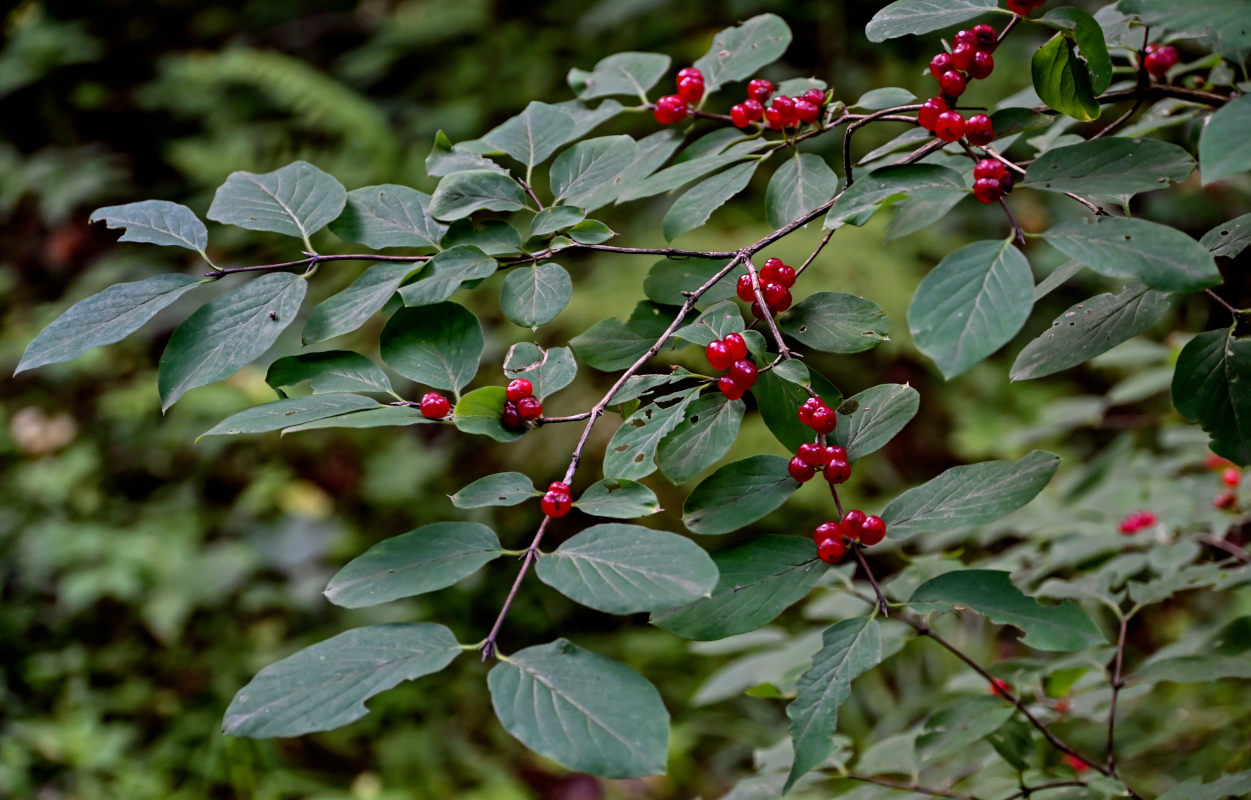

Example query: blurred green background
[2,1,1248,798]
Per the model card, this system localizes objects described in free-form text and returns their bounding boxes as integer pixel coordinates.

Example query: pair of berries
[798,396,837,435]
[705,333,758,400]
[788,442,852,485]
[736,258,796,317]
[420,391,450,419]
[972,158,1015,204]
[813,509,887,564]
[1143,44,1180,79]
[1005,0,1046,14]
[501,378,542,430]
[654,66,703,124]
[540,481,572,517]
[1118,510,1157,534]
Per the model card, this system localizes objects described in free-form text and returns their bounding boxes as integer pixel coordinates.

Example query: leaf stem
[850,542,888,618]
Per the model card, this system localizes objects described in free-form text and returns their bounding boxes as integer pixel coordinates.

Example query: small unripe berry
[840,509,867,539]
[813,521,840,543]
[789,456,816,482]
[677,76,705,104]
[951,42,976,72]
[824,458,851,484]
[706,340,734,371]
[973,177,1003,204]
[718,375,746,400]
[654,95,688,125]
[541,490,572,518]
[817,537,847,564]
[729,359,758,390]
[730,104,751,128]
[420,391,450,419]
[969,50,995,80]
[517,396,543,421]
[747,78,774,103]
[860,515,887,546]
[797,442,826,467]
[506,378,534,402]
[723,332,748,360]
[736,274,756,302]
[934,110,967,142]
[939,70,968,97]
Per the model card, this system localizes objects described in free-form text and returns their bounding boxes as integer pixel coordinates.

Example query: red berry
[918,97,946,131]
[860,515,886,546]
[677,76,705,104]
[723,332,748,360]
[750,300,769,320]
[973,178,1002,204]
[817,537,847,564]
[1144,44,1178,78]
[506,378,533,402]
[741,98,765,121]
[990,677,1013,698]
[541,490,572,517]
[824,458,851,485]
[930,52,954,79]
[935,110,966,142]
[1064,754,1090,775]
[706,340,734,371]
[810,404,837,435]
[761,257,784,276]
[973,24,998,52]
[798,397,821,425]
[1222,467,1242,487]
[813,521,840,543]
[1215,491,1238,510]
[974,158,1006,181]
[841,509,867,539]
[729,359,758,390]
[718,375,745,400]
[730,104,751,128]
[654,95,688,125]
[747,78,774,103]
[953,29,977,48]
[764,105,785,130]
[549,481,571,493]
[502,401,523,430]
[775,264,797,287]
[420,391,450,419]
[677,66,703,83]
[771,95,797,123]
[517,396,543,421]
[795,99,821,123]
[789,456,816,483]
[1006,0,1039,15]
[762,282,791,312]
[999,172,1015,194]
[736,273,756,302]
[951,42,976,72]
[797,442,826,467]
[939,70,968,98]
[802,88,826,104]
[969,50,995,80]
[823,445,847,465]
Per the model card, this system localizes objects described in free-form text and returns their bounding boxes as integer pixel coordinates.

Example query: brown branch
[1196,534,1251,563]
[207,251,431,276]
[1106,614,1129,771]
[850,542,889,618]
[845,772,980,800]
[843,104,925,185]
[795,228,835,280]
[996,781,1087,800]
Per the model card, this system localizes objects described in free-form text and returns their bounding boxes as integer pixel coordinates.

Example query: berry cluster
[729,79,826,130]
[540,481,572,518]
[788,442,852,484]
[1143,44,1180,79]
[654,67,704,125]
[1005,0,1046,15]
[736,258,795,319]
[812,509,887,564]
[919,24,997,144]
[420,391,450,419]
[972,158,1015,204]
[1118,509,1157,535]
[797,395,837,435]
[705,332,758,400]
[501,378,542,430]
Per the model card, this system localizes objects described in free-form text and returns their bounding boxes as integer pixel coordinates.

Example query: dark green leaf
[916,696,1016,764]
[329,184,447,249]
[223,624,460,737]
[663,162,758,241]
[608,130,684,200]
[157,273,306,410]
[453,386,525,442]
[617,153,751,204]
[380,302,483,392]
[852,87,917,110]
[571,317,666,371]
[267,350,394,395]
[882,450,1061,539]
[643,259,738,306]
[693,14,793,91]
[1031,34,1101,122]
[574,480,661,518]
[529,206,586,238]
[428,170,528,221]
[834,383,920,460]
[651,535,823,639]
[779,292,890,354]
[536,524,717,613]
[503,343,578,400]
[1011,284,1172,380]
[551,135,637,212]
[89,200,208,253]
[396,246,496,307]
[683,455,798,535]
[910,570,1105,651]
[1118,0,1251,63]
[325,522,502,608]
[866,0,999,41]
[1201,212,1251,258]
[441,218,523,256]
[488,640,669,778]
[207,160,346,243]
[785,617,881,791]
[604,388,701,480]
[17,274,202,373]
[303,262,420,344]
[1040,8,1112,93]
[1172,329,1251,466]
[281,405,427,432]
[657,394,746,484]
[908,239,1034,379]
[765,153,840,230]
[500,263,572,328]
[426,130,509,178]
[675,300,745,346]
[1138,654,1251,684]
[754,369,842,452]
[568,219,615,244]
[1042,217,1221,292]
[554,98,627,141]
[824,164,965,239]
[987,718,1035,773]
[1199,94,1251,184]
[482,101,575,168]
[1023,138,1194,203]
[568,52,671,101]
[200,394,383,438]
[450,472,537,509]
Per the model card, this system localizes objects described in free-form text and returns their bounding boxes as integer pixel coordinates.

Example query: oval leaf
[329,184,447,249]
[1031,34,1100,122]
[1022,138,1195,202]
[450,472,538,508]
[834,383,920,460]
[765,153,841,230]
[303,262,421,344]
[663,161,758,241]
[207,160,346,243]
[201,394,383,438]
[866,0,998,41]
[569,52,671,100]
[428,170,528,221]
[779,291,890,354]
[551,135,638,212]
[693,14,793,91]
[1199,93,1251,184]
[1172,328,1251,466]
[604,388,701,480]
[398,245,497,307]
[500,263,572,327]
[1041,217,1221,292]
[574,479,661,518]
[504,343,578,400]
[483,101,575,168]
[683,455,798,535]
[380,302,484,392]
[657,393,746,484]
[89,200,208,253]
[452,386,525,443]
[267,350,394,395]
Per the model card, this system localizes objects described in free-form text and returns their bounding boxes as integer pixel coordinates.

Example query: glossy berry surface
[506,378,533,402]
[950,42,975,72]
[728,359,758,389]
[747,78,773,102]
[969,50,995,80]
[939,70,967,97]
[420,392,450,419]
[502,401,523,430]
[706,340,734,371]
[676,66,703,83]
[1144,44,1178,78]
[763,282,791,311]
[730,104,751,127]
[803,88,826,104]
[929,52,953,79]
[718,375,745,400]
[860,515,886,546]
[795,99,820,123]
[918,97,946,131]
[540,490,572,518]
[813,521,840,544]
[824,458,851,484]
[817,537,846,564]
[742,98,764,120]
[788,456,816,483]
[1118,510,1157,534]
[840,509,867,539]
[797,442,826,466]
[654,95,688,125]
[548,481,571,494]
[973,24,997,52]
[973,177,1003,204]
[723,332,748,360]
[736,274,756,302]
[1222,468,1241,487]
[953,28,977,47]
[798,397,821,425]
[974,158,1007,181]
[517,396,543,421]
[934,110,966,142]
[809,404,837,434]
[990,677,1013,698]
[824,445,847,465]
[764,105,785,129]
[677,76,705,104]
[749,300,770,320]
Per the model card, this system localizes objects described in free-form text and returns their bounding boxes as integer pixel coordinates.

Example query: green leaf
[1137,654,1251,684]
[568,219,615,244]
[643,259,738,306]
[207,160,346,243]
[753,369,842,452]
[1201,212,1251,258]
[779,292,890,354]
[571,317,666,371]
[1031,34,1101,122]
[604,388,701,480]
[693,14,793,92]
[88,200,208,254]
[329,184,447,249]
[574,480,662,518]
[380,302,483,393]
[450,472,537,508]
[916,696,1016,765]
[529,206,586,238]
[765,153,840,230]
[428,170,528,221]
[536,524,717,613]
[16,274,202,373]
[852,87,917,110]
[1042,217,1221,292]
[675,300,745,346]
[1199,94,1251,184]
[1010,284,1172,380]
[866,0,999,41]
[657,394,746,484]
[281,405,427,432]
[1118,0,1251,63]
[157,273,306,410]
[488,640,669,778]
[908,239,1034,379]
[504,343,577,400]
[609,130,684,198]
[683,455,798,535]
[223,624,460,737]
[398,245,497,307]
[824,164,965,239]
[618,153,751,204]
[551,135,638,212]
[441,218,522,255]
[651,535,823,639]
[882,450,1061,539]
[200,394,383,438]
[267,350,394,395]
[785,617,881,791]
[1040,8,1112,93]
[555,98,626,142]
[910,570,1105,651]
[324,522,502,608]
[482,101,575,168]
[1172,329,1251,466]
[568,52,671,100]
[302,262,420,344]
[663,162,758,241]
[834,383,920,460]
[426,130,509,178]
[499,263,572,328]
[453,386,525,442]
[1022,138,1195,203]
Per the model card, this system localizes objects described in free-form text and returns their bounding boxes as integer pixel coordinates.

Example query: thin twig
[795,228,835,279]
[842,104,925,184]
[851,543,889,617]
[207,252,430,276]
[996,780,1087,800]
[999,197,1027,247]
[845,772,980,800]
[517,176,545,210]
[536,412,594,425]
[1205,288,1240,315]
[1196,535,1251,563]
[481,516,550,660]
[1106,614,1129,771]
